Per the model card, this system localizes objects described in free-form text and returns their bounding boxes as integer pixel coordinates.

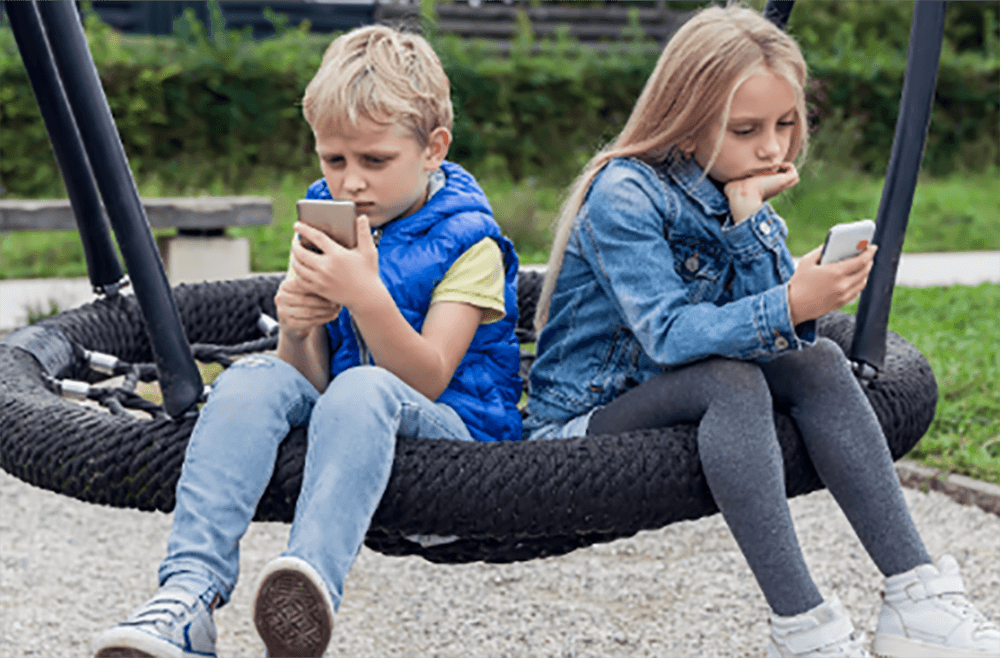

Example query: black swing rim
[0,0,944,564]
[1,271,938,564]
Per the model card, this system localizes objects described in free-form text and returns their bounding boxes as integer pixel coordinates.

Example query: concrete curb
[896,459,1000,516]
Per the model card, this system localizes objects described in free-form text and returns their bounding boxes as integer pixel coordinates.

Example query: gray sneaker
[94,585,217,658]
[252,556,335,658]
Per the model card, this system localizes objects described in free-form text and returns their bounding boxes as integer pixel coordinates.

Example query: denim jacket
[524,156,816,439]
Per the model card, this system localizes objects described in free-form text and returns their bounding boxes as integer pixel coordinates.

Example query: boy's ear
[425,127,451,170]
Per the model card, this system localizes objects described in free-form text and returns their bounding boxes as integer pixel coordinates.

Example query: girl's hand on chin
[723,163,799,224]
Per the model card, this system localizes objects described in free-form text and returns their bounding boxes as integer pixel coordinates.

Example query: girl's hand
[290,215,384,311]
[724,163,799,224]
[274,273,341,341]
[787,243,878,325]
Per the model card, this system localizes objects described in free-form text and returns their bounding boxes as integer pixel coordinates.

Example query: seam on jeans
[160,558,233,597]
[400,401,467,440]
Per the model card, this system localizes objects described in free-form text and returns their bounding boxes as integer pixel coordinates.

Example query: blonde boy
[95,25,521,658]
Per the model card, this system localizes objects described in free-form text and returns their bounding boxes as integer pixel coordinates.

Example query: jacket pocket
[584,326,642,404]
[667,232,723,304]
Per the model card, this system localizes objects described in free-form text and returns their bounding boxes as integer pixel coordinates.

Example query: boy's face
[314,117,448,228]
[689,71,797,183]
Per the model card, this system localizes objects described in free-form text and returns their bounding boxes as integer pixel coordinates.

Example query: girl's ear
[425,127,451,169]
[676,134,695,158]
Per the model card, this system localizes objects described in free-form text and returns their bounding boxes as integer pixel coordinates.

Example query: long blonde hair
[534,4,808,330]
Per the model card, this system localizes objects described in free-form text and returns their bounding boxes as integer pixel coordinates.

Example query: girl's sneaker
[252,556,335,658]
[767,598,872,657]
[93,585,217,658]
[873,555,1000,658]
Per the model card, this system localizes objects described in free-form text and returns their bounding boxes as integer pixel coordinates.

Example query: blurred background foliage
[1,0,997,201]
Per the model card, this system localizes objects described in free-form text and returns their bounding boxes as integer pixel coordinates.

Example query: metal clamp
[852,360,879,383]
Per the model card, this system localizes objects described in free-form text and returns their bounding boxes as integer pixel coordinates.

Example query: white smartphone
[295,199,357,250]
[819,219,876,265]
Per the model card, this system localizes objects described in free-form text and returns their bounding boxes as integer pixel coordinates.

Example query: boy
[95,25,522,658]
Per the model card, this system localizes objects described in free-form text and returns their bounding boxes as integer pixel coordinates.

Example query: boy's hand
[290,216,384,311]
[724,163,799,224]
[274,274,341,341]
[787,243,877,325]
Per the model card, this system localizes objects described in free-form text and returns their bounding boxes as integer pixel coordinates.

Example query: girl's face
[689,70,798,183]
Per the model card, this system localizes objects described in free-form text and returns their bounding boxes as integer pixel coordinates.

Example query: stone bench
[0,196,272,285]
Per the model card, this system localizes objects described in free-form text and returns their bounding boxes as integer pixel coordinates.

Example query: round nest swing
[0,269,937,564]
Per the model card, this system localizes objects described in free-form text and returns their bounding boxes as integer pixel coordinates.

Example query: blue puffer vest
[305,161,523,443]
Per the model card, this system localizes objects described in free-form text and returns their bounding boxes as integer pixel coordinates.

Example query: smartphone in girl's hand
[820,219,876,265]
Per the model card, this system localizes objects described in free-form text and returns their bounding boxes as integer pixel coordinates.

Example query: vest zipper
[352,226,382,365]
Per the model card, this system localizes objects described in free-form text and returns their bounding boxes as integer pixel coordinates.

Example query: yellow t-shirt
[431,237,506,324]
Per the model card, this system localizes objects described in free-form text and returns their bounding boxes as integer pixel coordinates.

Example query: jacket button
[685,254,700,272]
[759,222,772,236]
[775,336,789,350]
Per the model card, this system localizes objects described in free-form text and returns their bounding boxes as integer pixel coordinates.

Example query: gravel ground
[2,469,998,658]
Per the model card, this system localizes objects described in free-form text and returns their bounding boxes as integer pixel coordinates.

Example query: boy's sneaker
[93,585,217,658]
[767,597,872,657]
[252,556,335,658]
[873,554,1000,658]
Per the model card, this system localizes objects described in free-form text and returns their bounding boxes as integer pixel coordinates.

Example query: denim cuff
[753,284,814,356]
[158,558,232,607]
[722,204,785,260]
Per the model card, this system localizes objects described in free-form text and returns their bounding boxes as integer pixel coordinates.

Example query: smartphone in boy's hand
[286,199,357,280]
[820,219,876,265]
[296,199,358,251]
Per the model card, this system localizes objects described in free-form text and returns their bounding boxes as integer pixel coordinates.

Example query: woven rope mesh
[0,271,937,563]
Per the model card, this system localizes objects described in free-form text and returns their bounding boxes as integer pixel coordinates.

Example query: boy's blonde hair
[535,4,808,330]
[302,25,453,146]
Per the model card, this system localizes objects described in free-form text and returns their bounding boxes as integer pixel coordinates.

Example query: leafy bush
[1,1,996,198]
[795,2,999,176]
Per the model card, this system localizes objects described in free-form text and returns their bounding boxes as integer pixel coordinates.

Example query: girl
[524,5,999,658]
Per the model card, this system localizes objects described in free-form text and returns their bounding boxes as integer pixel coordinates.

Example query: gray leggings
[587,338,931,616]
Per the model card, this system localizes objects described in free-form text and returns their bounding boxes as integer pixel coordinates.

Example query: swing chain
[42,313,281,418]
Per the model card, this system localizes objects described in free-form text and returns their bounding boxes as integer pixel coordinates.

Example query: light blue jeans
[158,355,472,611]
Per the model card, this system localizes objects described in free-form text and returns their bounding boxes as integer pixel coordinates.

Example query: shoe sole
[253,567,332,658]
[873,633,998,658]
[93,627,186,658]
[94,650,156,658]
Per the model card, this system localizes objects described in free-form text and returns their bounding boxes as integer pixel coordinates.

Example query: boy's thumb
[356,214,371,249]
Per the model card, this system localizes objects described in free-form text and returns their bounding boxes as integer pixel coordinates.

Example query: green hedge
[1,2,996,199]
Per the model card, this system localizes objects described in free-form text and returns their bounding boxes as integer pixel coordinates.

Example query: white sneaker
[873,555,1000,658]
[252,556,335,658]
[767,598,872,657]
[94,585,217,658]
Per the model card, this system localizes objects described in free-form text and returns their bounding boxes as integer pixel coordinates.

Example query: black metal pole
[849,1,947,378]
[4,0,125,294]
[763,0,795,31]
[34,0,202,417]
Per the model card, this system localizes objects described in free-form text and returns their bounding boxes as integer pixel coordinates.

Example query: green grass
[2,165,997,278]
[878,284,1000,485]
[770,164,1000,257]
[839,284,1000,485]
